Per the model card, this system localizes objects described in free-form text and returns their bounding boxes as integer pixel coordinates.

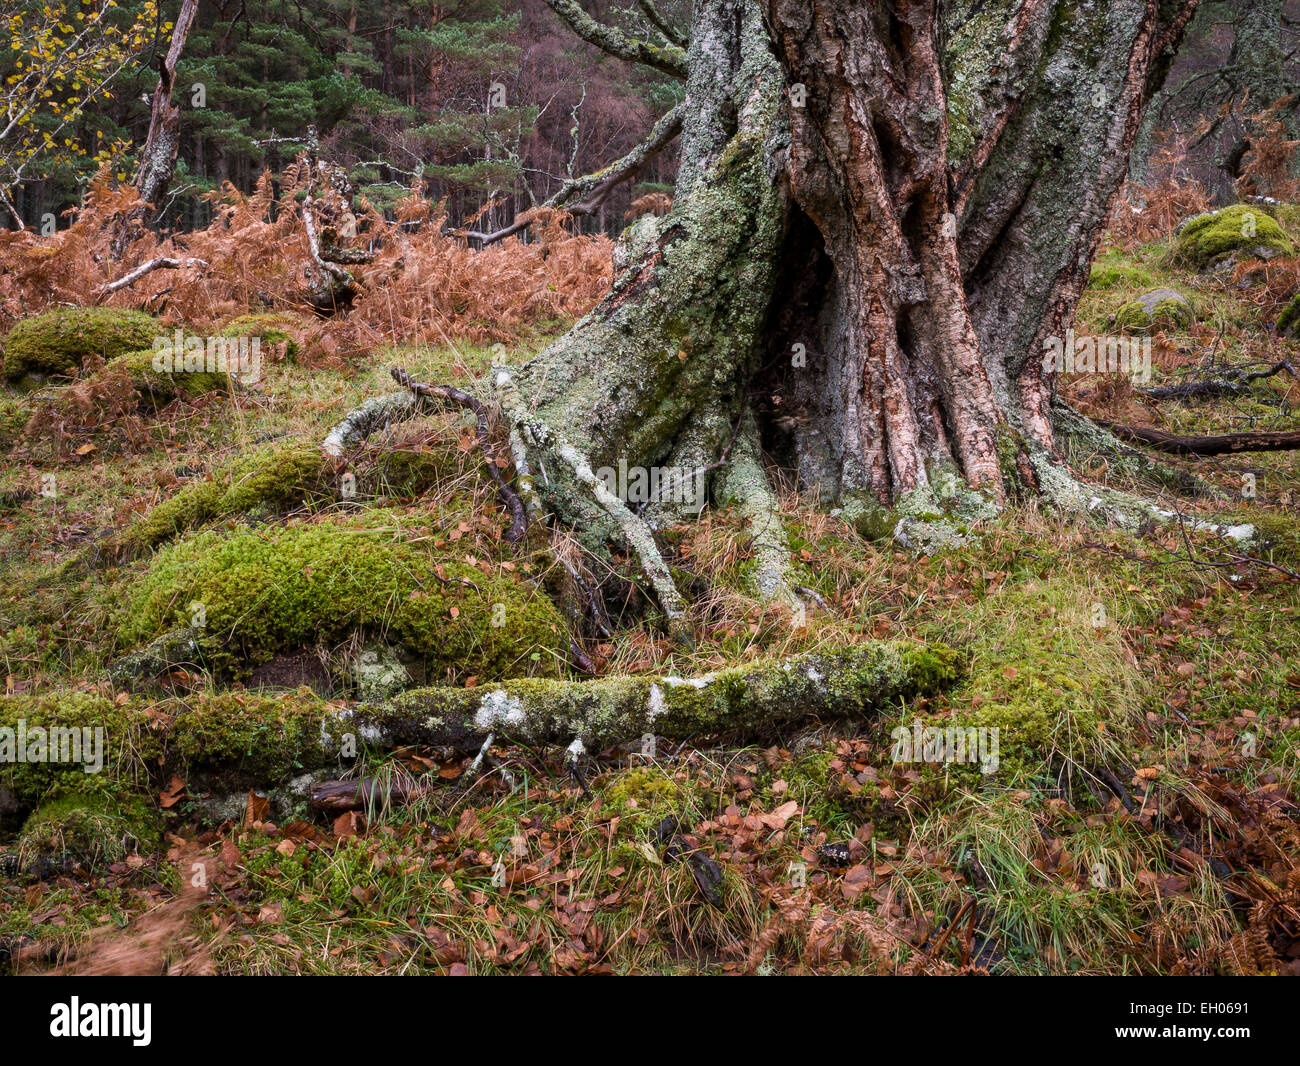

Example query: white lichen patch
[647,682,667,722]
[474,688,528,730]
[663,674,713,689]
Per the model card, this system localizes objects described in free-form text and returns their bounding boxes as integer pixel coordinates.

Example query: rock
[1170,204,1293,272]
[1114,288,1194,332]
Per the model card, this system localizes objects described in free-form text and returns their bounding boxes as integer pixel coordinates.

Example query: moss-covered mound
[1,307,159,378]
[116,439,465,557]
[1170,204,1294,270]
[113,521,569,679]
[17,785,157,868]
[218,312,305,361]
[117,442,331,556]
[101,346,233,401]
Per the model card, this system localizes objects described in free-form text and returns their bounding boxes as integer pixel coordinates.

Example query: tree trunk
[125,0,200,235]
[346,1,1204,623]
[496,0,1197,530]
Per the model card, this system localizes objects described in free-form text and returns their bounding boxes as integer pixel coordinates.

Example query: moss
[1,307,159,378]
[164,690,339,784]
[1276,293,1300,337]
[602,766,684,827]
[17,783,157,867]
[1087,262,1157,291]
[915,576,1139,786]
[104,346,231,400]
[1170,205,1294,270]
[218,312,303,361]
[113,520,570,680]
[0,393,26,450]
[0,691,158,807]
[118,442,330,555]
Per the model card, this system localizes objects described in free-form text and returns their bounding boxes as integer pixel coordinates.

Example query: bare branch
[545,0,688,78]
[95,257,208,298]
[460,102,684,246]
[636,0,688,48]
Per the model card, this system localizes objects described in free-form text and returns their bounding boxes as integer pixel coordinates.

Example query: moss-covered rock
[1,307,159,378]
[1276,293,1300,337]
[113,520,570,680]
[117,442,330,556]
[1170,205,1293,271]
[17,784,157,868]
[218,312,304,361]
[1114,288,1194,333]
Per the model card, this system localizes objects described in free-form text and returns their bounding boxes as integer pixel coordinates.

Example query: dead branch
[391,366,528,543]
[460,102,685,246]
[1139,359,1296,401]
[1097,421,1300,455]
[95,256,208,299]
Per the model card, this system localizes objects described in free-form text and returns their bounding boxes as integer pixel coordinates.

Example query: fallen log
[2,641,960,825]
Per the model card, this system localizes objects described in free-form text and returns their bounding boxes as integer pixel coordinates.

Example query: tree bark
[126,0,200,233]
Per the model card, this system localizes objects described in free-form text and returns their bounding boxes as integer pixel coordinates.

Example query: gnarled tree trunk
[353,0,1203,618]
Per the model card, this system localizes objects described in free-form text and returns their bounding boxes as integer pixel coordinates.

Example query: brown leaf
[244,789,270,826]
[159,774,187,809]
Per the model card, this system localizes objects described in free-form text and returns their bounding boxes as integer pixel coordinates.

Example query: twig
[391,366,528,543]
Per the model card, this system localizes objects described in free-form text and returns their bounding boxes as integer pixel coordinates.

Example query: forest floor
[1,216,1298,975]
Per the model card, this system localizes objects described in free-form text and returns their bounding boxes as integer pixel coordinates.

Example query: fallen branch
[308,776,429,813]
[391,366,528,543]
[4,643,960,816]
[96,257,208,298]
[1096,422,1300,455]
[1138,359,1295,401]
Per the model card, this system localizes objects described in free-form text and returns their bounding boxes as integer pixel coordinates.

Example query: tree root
[321,388,426,463]
[492,368,690,638]
[716,411,799,606]
[390,366,528,542]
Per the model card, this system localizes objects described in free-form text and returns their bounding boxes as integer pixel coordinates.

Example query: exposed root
[321,388,426,463]
[492,368,689,638]
[716,411,798,606]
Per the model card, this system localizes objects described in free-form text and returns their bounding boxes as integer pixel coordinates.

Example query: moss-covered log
[2,641,959,830]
